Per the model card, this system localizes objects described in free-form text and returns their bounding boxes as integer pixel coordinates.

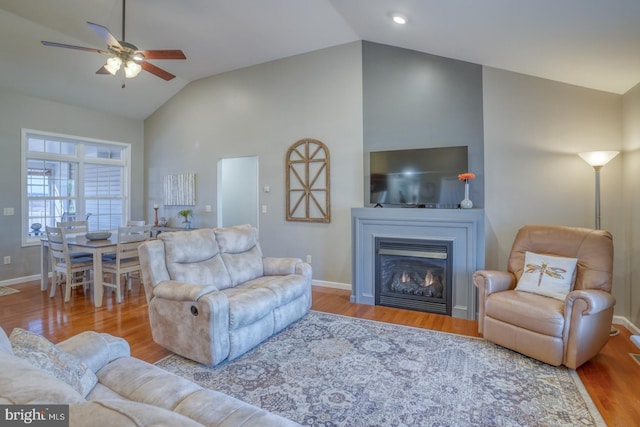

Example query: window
[21,129,130,245]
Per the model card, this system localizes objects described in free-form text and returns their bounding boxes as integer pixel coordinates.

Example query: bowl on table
[85,231,112,241]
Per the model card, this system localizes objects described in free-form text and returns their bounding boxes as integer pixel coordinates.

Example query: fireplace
[375,237,452,315]
[351,207,485,320]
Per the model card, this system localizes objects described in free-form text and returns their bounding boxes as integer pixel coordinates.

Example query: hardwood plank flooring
[0,281,638,426]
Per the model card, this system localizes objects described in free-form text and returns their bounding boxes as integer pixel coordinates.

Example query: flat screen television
[369,146,468,208]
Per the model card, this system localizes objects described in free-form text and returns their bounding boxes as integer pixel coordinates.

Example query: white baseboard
[0,274,41,287]
[312,280,352,291]
[613,315,640,335]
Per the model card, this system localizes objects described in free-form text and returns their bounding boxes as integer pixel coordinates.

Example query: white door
[217,156,259,228]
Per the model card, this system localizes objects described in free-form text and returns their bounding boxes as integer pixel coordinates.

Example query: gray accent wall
[362,41,485,208]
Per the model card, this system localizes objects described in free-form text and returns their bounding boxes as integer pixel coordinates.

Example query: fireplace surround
[351,207,485,320]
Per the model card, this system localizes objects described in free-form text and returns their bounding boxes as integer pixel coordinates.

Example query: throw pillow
[515,251,578,300]
[9,328,98,397]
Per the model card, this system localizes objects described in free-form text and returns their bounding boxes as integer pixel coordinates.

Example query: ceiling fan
[41,0,186,82]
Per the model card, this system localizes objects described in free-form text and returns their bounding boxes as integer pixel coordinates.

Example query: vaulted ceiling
[1,0,639,120]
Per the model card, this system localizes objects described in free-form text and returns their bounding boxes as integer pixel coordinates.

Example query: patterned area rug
[0,286,19,297]
[155,311,604,427]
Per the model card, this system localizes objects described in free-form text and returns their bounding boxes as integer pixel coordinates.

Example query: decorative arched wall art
[286,138,330,223]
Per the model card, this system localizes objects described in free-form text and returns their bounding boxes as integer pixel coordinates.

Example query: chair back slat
[117,226,151,260]
[57,220,89,237]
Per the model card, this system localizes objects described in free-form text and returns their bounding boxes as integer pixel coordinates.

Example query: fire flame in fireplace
[401,272,410,283]
[424,271,434,286]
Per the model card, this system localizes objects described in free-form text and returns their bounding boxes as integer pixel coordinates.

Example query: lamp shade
[578,151,619,167]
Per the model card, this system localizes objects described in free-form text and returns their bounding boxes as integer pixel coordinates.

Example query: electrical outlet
[262,205,267,214]
[3,256,10,265]
[306,255,312,264]
[3,208,14,216]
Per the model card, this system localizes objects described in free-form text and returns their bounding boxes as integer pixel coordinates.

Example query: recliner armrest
[565,289,616,315]
[153,280,219,302]
[473,270,516,295]
[57,332,130,373]
[473,270,516,334]
[262,257,304,276]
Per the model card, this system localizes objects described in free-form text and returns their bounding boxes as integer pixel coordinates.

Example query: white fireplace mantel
[351,207,485,320]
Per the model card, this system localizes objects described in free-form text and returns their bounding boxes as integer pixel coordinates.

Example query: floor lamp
[578,150,619,335]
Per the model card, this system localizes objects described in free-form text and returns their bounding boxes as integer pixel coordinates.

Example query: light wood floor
[1,280,638,426]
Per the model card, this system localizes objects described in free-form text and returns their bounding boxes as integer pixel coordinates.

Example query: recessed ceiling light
[392,14,407,25]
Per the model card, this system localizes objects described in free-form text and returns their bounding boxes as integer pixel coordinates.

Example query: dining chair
[57,220,93,259]
[45,226,94,302]
[101,225,151,303]
[127,220,146,226]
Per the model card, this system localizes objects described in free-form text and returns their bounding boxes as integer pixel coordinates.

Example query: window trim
[21,128,131,247]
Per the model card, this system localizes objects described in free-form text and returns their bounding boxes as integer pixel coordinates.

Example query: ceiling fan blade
[142,50,186,60]
[141,61,176,81]
[96,66,111,75]
[87,22,122,49]
[41,40,108,54]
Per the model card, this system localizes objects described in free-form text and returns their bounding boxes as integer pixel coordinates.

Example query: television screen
[370,146,468,208]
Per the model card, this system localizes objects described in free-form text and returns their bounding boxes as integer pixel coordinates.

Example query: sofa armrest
[57,332,130,373]
[153,280,219,302]
[262,257,304,276]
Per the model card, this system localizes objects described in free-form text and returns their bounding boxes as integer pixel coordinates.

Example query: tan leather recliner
[473,225,615,369]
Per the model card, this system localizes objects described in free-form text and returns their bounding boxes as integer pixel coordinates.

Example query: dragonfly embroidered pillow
[515,251,578,300]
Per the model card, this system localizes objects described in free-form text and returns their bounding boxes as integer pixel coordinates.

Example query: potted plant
[177,209,193,228]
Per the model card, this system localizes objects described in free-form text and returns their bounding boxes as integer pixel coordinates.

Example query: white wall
[622,82,640,326]
[0,87,144,282]
[144,42,363,284]
[483,67,625,314]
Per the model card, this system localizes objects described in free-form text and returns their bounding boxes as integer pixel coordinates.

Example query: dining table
[40,232,118,307]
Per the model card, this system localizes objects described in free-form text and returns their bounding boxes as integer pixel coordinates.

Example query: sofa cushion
[161,229,232,288]
[96,357,203,410]
[242,274,309,306]
[69,400,204,427]
[0,352,86,404]
[225,285,278,329]
[10,328,98,397]
[56,331,131,374]
[486,290,565,337]
[215,224,264,286]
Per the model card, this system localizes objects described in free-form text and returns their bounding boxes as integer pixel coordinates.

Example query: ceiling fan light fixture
[105,56,122,75]
[124,60,142,78]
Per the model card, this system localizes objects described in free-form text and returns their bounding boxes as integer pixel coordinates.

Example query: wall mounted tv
[370,146,468,208]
